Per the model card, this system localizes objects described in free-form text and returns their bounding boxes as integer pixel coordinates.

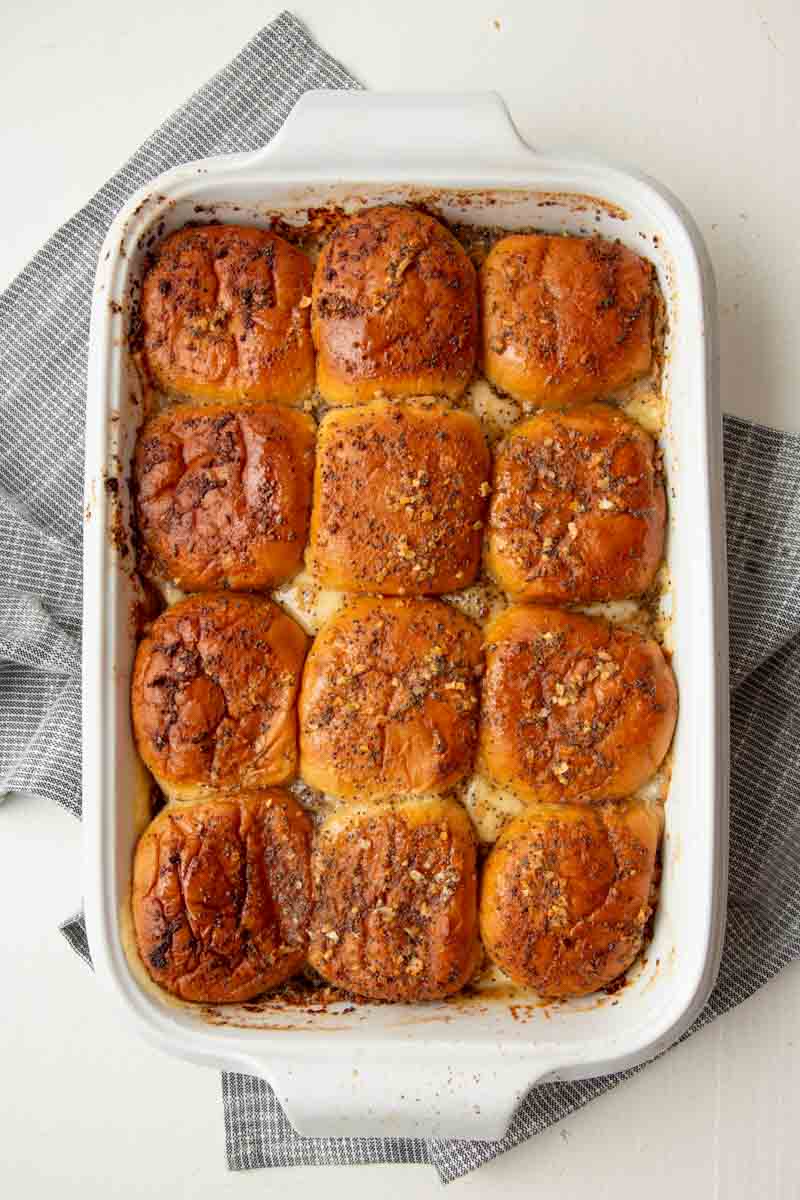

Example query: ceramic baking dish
[82,91,729,1141]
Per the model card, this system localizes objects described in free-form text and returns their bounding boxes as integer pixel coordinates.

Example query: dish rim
[81,90,729,1141]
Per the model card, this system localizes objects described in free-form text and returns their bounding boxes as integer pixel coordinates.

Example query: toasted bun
[309,399,490,594]
[132,791,313,1002]
[308,796,480,1000]
[479,605,676,803]
[131,593,307,799]
[481,234,653,406]
[299,597,482,800]
[480,799,662,997]
[141,224,315,406]
[134,403,315,592]
[487,403,665,602]
[311,206,478,404]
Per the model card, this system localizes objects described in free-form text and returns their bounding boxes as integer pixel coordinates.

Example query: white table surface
[2,1,799,1195]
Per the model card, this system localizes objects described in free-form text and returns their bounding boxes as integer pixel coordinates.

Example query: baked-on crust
[132,791,313,1002]
[308,797,480,1001]
[299,598,482,799]
[481,233,654,407]
[309,399,490,594]
[311,206,478,404]
[487,403,665,602]
[479,605,676,803]
[141,224,315,406]
[480,799,661,998]
[134,403,316,592]
[131,593,307,799]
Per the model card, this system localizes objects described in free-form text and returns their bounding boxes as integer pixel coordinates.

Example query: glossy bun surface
[312,206,478,404]
[141,224,314,405]
[481,233,653,406]
[309,399,489,593]
[309,797,480,1000]
[480,799,661,997]
[479,605,677,803]
[135,402,315,591]
[132,592,307,799]
[132,791,313,1002]
[299,597,482,800]
[487,403,665,602]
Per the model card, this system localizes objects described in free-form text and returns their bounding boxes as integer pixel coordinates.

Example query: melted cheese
[620,382,667,435]
[466,377,522,441]
[158,580,187,607]
[458,775,524,844]
[274,568,346,635]
[443,575,507,626]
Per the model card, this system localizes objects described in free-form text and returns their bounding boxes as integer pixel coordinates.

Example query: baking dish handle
[246,1049,551,1141]
[261,90,536,171]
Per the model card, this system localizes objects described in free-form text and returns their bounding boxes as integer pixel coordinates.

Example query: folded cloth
[2,9,798,1186]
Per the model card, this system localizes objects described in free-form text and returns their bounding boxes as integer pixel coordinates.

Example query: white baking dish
[82,91,728,1141]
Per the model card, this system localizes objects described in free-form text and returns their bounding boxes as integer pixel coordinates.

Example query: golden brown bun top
[308,796,480,1001]
[480,799,662,997]
[131,592,307,798]
[299,597,482,800]
[312,206,478,404]
[481,233,654,406]
[487,402,666,603]
[134,402,316,592]
[309,399,490,594]
[132,790,313,1002]
[141,224,315,405]
[479,605,677,803]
